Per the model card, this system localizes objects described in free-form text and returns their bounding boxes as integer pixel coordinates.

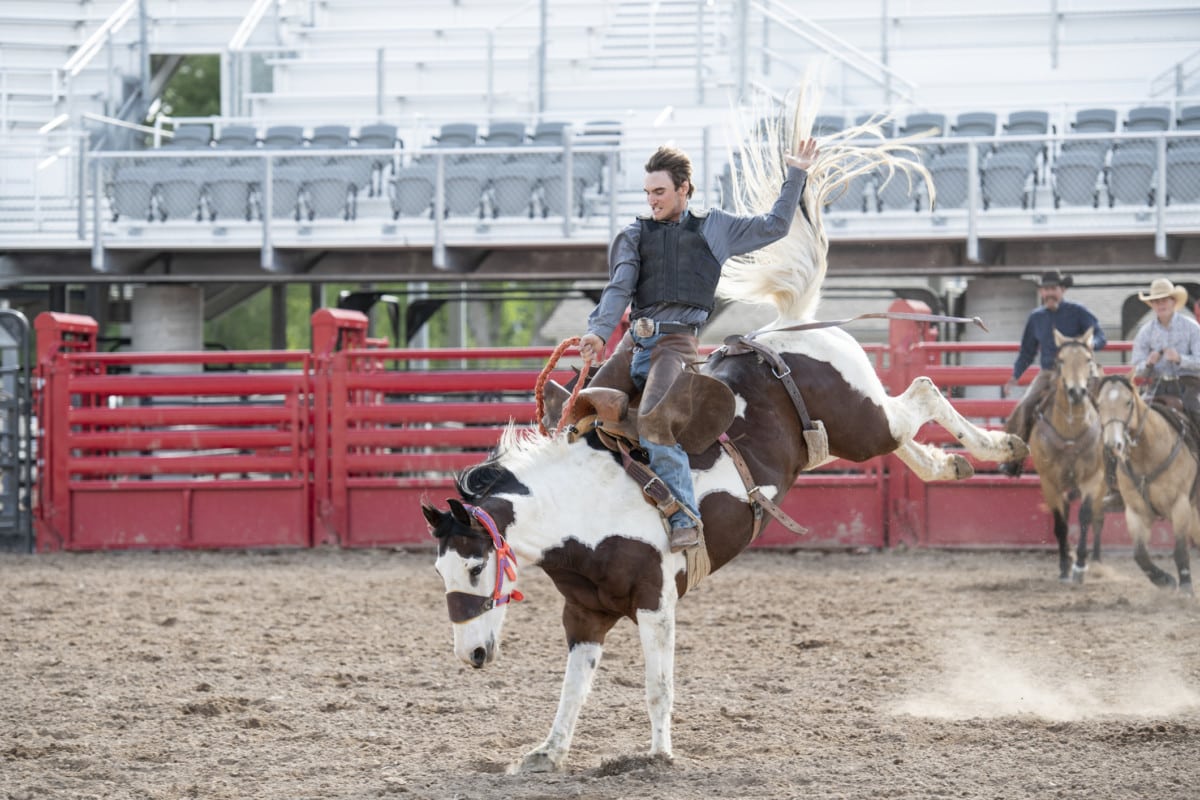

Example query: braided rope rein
[534,336,593,437]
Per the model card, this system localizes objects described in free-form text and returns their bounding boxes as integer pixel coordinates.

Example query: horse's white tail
[716,81,934,322]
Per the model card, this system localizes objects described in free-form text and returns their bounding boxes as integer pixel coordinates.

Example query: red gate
[32,304,1170,551]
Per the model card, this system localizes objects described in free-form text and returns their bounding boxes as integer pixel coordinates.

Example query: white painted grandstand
[0,0,1198,344]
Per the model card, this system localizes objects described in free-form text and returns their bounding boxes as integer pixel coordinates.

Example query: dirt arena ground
[3,545,1200,800]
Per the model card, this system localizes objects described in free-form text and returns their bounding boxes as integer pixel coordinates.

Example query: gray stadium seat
[1106,148,1155,207]
[1180,105,1200,128]
[981,150,1036,210]
[203,163,259,221]
[952,111,997,158]
[825,171,874,213]
[813,115,844,137]
[1063,108,1115,158]
[268,165,307,220]
[928,148,971,210]
[214,125,258,149]
[106,162,157,221]
[389,163,436,219]
[483,121,527,147]
[901,112,945,159]
[165,123,212,149]
[1118,106,1170,155]
[304,162,356,220]
[310,125,351,149]
[263,125,306,149]
[444,162,489,218]
[1052,149,1104,208]
[1166,148,1200,204]
[155,161,207,221]
[488,162,537,217]
[537,161,588,218]
[875,152,925,212]
[354,123,401,195]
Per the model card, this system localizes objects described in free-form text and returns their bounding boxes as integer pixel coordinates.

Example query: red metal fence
[33,303,1172,552]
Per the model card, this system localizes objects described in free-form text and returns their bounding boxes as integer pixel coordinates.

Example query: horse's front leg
[1074,497,1097,584]
[1051,507,1073,582]
[511,642,602,773]
[1128,510,1177,590]
[636,603,677,759]
[511,606,618,774]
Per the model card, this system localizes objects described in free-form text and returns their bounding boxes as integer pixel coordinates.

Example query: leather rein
[1099,375,1190,517]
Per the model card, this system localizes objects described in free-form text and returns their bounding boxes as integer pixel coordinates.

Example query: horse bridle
[443,504,525,624]
[1098,375,1187,516]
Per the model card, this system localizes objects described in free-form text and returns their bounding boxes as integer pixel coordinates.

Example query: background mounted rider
[1131,276,1200,434]
[999,269,1108,480]
[578,138,820,553]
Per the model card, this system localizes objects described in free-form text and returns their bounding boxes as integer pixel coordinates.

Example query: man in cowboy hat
[1131,277,1200,432]
[998,269,1108,478]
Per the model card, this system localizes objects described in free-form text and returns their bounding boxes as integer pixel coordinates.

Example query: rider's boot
[668,507,703,553]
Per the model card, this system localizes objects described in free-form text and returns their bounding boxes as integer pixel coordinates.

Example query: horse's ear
[1053,328,1067,347]
[1083,327,1094,349]
[446,498,473,526]
[421,503,446,537]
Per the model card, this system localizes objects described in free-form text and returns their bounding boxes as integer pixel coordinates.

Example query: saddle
[557,369,737,455]
[540,337,819,545]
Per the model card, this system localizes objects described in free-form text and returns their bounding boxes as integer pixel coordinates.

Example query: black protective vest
[633,212,722,314]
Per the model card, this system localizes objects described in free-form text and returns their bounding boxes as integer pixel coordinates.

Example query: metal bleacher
[1,0,1200,283]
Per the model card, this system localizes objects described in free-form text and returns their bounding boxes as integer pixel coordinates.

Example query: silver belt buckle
[633,318,655,337]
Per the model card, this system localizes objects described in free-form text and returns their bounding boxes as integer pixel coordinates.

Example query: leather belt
[632,318,699,338]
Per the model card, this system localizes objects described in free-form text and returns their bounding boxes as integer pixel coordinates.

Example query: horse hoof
[1006,435,1030,460]
[510,749,565,774]
[950,454,974,480]
[1071,565,1086,585]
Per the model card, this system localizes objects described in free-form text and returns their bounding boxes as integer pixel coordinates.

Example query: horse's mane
[456,423,569,499]
[717,78,934,322]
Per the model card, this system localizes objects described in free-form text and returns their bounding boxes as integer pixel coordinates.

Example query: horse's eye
[469,564,485,579]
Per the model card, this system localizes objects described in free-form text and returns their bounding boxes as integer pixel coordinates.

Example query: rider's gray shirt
[586,166,807,343]
[1132,312,1200,379]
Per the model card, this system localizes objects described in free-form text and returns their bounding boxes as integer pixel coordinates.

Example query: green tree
[152,54,220,119]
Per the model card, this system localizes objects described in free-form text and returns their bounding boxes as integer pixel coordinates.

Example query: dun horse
[1095,374,1200,592]
[1028,329,1107,582]
[422,91,1028,772]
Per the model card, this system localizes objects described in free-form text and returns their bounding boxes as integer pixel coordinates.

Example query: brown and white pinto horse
[1096,373,1200,592]
[1028,329,1107,583]
[422,88,1029,773]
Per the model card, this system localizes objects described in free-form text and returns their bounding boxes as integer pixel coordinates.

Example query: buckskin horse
[1028,329,1107,583]
[422,91,1029,772]
[1095,373,1200,592]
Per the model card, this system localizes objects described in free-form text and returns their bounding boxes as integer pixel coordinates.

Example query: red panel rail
[34,305,1167,552]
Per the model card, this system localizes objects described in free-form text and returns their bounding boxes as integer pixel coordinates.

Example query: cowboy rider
[578,138,820,552]
[1131,277,1200,433]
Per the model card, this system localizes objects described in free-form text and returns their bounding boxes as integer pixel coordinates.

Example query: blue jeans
[631,332,699,529]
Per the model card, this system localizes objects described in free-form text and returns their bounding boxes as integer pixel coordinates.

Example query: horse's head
[1095,374,1139,461]
[1053,328,1097,407]
[423,498,523,669]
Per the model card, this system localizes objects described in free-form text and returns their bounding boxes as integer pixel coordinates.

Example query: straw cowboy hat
[1138,277,1188,309]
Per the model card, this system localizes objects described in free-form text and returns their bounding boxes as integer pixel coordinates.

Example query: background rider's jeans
[631,331,699,529]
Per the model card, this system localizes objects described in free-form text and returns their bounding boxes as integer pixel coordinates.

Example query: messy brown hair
[644,146,694,198]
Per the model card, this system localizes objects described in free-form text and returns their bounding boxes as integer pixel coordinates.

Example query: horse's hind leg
[888,377,1028,465]
[893,438,974,481]
[1171,535,1193,595]
[636,604,676,760]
